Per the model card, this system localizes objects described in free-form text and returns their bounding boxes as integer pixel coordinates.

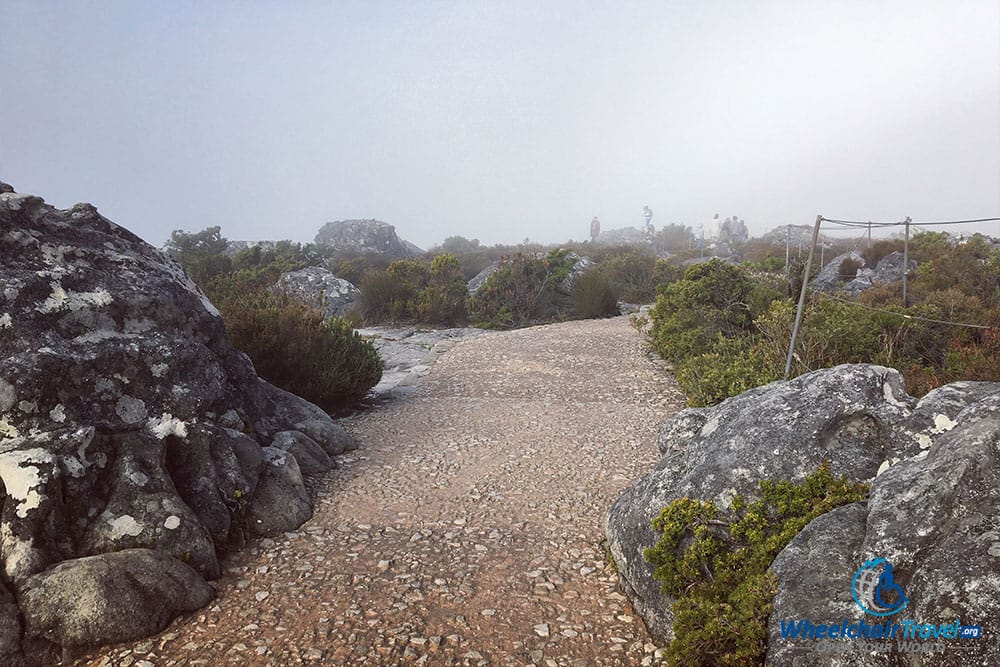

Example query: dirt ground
[83,315,686,666]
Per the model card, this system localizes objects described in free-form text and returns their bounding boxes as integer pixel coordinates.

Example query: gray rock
[314,219,421,259]
[607,363,1000,665]
[844,251,916,295]
[247,448,312,536]
[270,430,333,474]
[607,365,916,643]
[812,251,866,291]
[467,262,500,294]
[0,579,23,666]
[767,504,871,666]
[0,186,359,658]
[355,326,485,398]
[20,549,214,649]
[273,266,360,318]
[596,227,650,246]
[261,381,358,455]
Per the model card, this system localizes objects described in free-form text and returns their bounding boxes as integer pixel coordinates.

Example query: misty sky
[2,1,999,249]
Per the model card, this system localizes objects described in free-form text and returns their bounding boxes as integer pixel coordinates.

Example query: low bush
[219,290,382,409]
[572,269,619,319]
[469,250,578,329]
[645,462,869,666]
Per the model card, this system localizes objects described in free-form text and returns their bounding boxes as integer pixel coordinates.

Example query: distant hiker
[590,216,601,242]
[643,206,654,242]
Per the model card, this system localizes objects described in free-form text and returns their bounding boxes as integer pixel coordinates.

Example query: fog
[2,1,998,248]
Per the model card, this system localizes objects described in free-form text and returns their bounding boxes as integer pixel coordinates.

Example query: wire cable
[815,291,993,330]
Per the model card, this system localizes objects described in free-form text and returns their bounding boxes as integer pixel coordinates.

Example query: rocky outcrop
[811,251,866,291]
[467,261,501,294]
[843,251,916,295]
[273,266,360,318]
[606,365,1000,664]
[314,219,422,258]
[357,326,485,398]
[596,226,650,246]
[0,186,356,660]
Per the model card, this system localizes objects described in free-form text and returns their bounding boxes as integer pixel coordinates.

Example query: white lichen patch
[108,514,144,539]
[931,414,958,434]
[147,413,189,439]
[164,515,181,530]
[49,404,67,423]
[914,432,933,449]
[876,457,902,477]
[0,416,20,440]
[0,312,11,329]
[128,471,150,486]
[0,448,53,518]
[700,415,720,437]
[881,379,909,408]
[37,281,113,314]
[115,395,148,425]
[150,363,169,378]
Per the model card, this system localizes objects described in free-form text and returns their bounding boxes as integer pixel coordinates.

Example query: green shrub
[469,251,577,328]
[219,290,382,409]
[675,336,782,407]
[644,462,869,666]
[572,269,619,319]
[417,254,468,325]
[598,251,657,303]
[650,260,756,363]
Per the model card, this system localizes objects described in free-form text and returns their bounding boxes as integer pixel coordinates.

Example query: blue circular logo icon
[852,558,909,617]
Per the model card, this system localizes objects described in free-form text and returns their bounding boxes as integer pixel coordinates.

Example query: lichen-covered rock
[247,447,312,536]
[19,548,213,649]
[844,251,918,295]
[273,266,360,318]
[812,251,866,291]
[606,363,1000,664]
[314,219,421,258]
[269,430,333,474]
[0,186,356,658]
[262,381,358,455]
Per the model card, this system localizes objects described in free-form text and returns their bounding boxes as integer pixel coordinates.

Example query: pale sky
[2,1,998,248]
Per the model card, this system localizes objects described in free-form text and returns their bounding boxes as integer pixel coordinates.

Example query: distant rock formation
[223,240,279,257]
[760,224,832,246]
[274,266,360,318]
[596,226,649,246]
[314,219,422,259]
[811,250,867,291]
[467,261,501,294]
[0,185,357,662]
[843,251,916,295]
[606,364,1000,664]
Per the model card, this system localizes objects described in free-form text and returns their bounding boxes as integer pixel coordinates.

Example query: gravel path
[84,315,686,667]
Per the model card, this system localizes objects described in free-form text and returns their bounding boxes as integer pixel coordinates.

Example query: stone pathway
[82,315,686,666]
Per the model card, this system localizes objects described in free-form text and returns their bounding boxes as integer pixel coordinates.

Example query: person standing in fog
[590,216,601,242]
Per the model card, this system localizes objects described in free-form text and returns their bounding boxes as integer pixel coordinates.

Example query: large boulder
[844,251,917,295]
[314,219,421,259]
[273,266,360,318]
[606,365,1000,664]
[19,549,213,649]
[0,185,356,659]
[812,251,866,291]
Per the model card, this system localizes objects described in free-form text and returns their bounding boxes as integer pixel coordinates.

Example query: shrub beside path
[86,316,686,666]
